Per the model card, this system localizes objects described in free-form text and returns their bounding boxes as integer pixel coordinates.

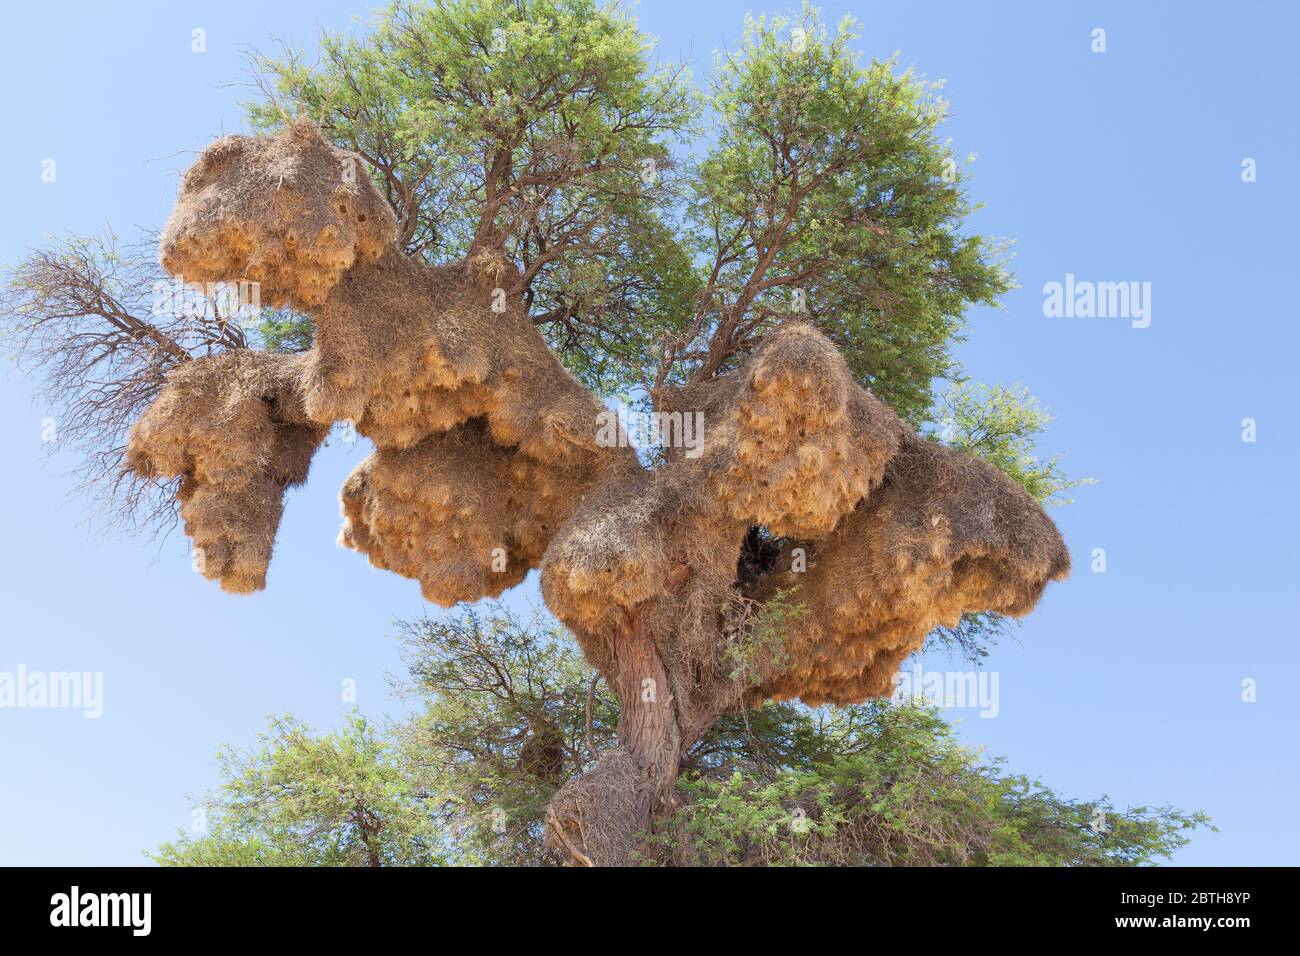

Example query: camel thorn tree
[2,1,1073,866]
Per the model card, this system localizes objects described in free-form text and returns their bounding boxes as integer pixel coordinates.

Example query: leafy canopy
[672,10,1009,424]
[2,1,1063,535]
[938,382,1091,505]
[246,0,1010,420]
[152,713,442,866]
[153,608,1208,867]
[249,0,700,395]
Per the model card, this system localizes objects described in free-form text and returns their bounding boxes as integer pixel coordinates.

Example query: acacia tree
[154,607,1208,867]
[4,1,1077,865]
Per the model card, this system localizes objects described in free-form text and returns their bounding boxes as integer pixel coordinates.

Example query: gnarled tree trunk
[548,605,686,866]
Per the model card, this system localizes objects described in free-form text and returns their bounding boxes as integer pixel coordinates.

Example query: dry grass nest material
[124,350,326,593]
[135,125,1069,710]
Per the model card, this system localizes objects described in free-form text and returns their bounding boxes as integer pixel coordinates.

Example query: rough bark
[547,604,685,866]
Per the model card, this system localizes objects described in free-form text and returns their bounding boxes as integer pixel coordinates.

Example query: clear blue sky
[1,0,1296,866]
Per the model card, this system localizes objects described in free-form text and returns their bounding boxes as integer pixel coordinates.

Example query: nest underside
[130,125,1070,710]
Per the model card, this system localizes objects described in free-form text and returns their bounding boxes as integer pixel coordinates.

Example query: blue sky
[1,0,1296,866]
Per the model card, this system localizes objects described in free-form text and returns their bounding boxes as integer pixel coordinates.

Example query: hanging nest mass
[125,349,327,593]
[127,122,1069,715]
[517,719,566,785]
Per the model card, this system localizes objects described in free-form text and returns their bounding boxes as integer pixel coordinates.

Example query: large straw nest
[754,432,1071,706]
[340,417,631,607]
[660,324,904,540]
[124,350,327,592]
[543,325,1070,705]
[299,244,612,464]
[540,468,668,646]
[159,122,396,311]
[139,127,1071,716]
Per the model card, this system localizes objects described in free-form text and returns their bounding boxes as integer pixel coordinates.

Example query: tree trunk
[547,605,684,866]
[611,605,682,826]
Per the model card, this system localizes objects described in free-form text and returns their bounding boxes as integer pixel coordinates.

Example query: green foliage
[391,608,619,865]
[935,381,1091,505]
[918,381,1092,661]
[249,0,700,396]
[924,610,1011,663]
[151,713,442,866]
[256,308,315,354]
[153,608,1208,867]
[247,2,1011,414]
[724,588,803,686]
[660,702,1211,867]
[677,5,1010,420]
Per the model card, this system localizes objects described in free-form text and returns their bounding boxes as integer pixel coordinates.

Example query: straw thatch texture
[159,121,396,311]
[661,324,905,539]
[753,432,1071,706]
[142,123,642,600]
[124,350,327,593]
[546,747,648,866]
[543,325,1069,710]
[542,457,755,679]
[544,325,903,677]
[518,720,566,784]
[541,470,666,636]
[159,123,610,461]
[140,123,1070,718]
[339,417,636,607]
[300,243,614,462]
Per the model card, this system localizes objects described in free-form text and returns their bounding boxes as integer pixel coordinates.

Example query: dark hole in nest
[735,525,784,594]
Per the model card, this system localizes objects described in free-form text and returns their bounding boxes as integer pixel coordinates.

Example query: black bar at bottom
[0,865,1287,941]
